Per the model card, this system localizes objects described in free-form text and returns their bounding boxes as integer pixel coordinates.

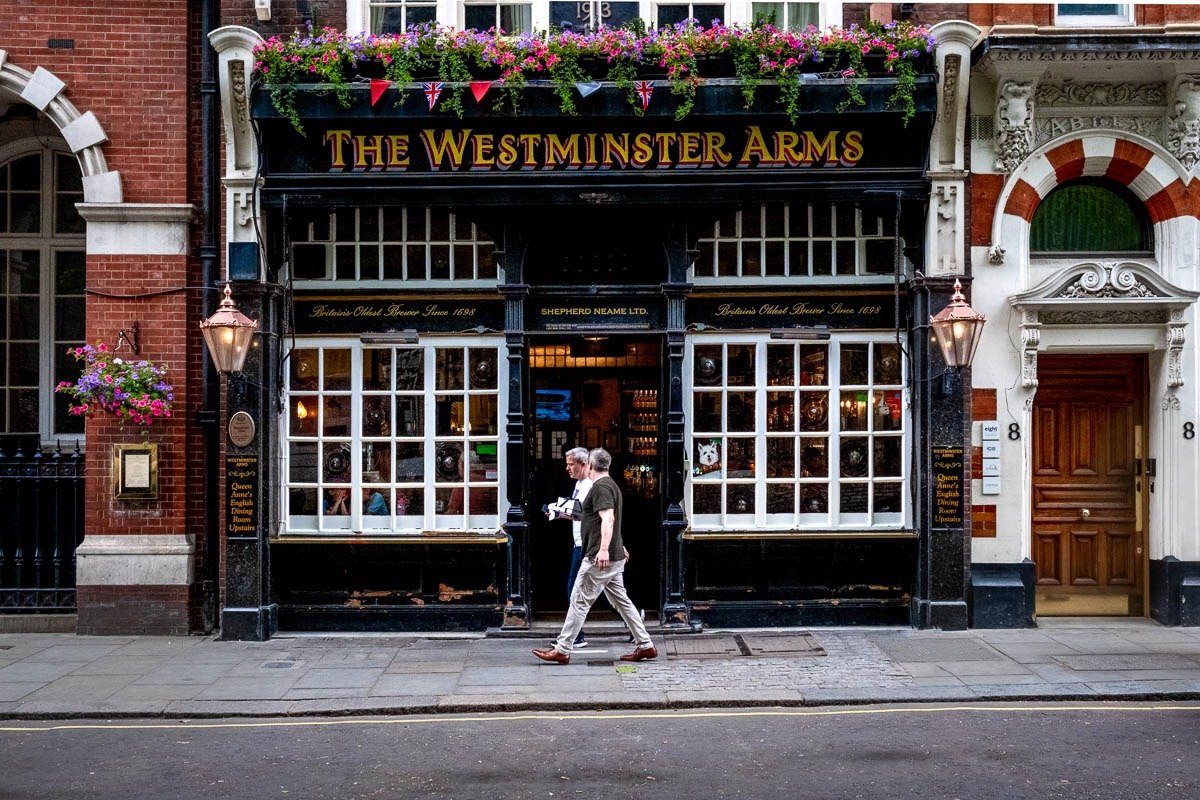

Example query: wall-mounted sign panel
[292,294,505,335]
[689,290,899,330]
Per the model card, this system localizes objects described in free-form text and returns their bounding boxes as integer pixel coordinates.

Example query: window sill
[682,529,917,540]
[272,531,507,544]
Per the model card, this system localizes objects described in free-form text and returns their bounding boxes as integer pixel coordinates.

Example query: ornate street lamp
[929,279,986,371]
[200,283,258,374]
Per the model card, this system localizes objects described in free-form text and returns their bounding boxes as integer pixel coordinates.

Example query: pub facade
[209,16,978,639]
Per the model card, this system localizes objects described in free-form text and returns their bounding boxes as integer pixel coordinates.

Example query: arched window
[1030,179,1151,254]
[0,144,85,437]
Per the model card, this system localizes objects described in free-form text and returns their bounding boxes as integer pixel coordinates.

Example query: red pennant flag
[465,81,489,104]
[422,81,444,110]
[369,79,390,107]
[470,81,492,103]
[634,80,654,111]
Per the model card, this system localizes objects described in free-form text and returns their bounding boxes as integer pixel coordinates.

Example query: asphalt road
[1,703,1197,800]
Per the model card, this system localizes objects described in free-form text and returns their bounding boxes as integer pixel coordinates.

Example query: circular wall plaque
[227,411,256,447]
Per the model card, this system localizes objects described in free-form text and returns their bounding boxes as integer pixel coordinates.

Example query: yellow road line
[1,703,1198,733]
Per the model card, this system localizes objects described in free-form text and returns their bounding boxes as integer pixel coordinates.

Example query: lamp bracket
[116,322,140,355]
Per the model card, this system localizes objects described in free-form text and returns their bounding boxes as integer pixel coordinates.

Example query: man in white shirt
[546,446,592,649]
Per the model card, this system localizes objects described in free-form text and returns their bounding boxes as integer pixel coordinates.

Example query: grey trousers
[554,558,652,654]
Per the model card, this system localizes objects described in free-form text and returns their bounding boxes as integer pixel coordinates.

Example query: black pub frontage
[212,28,971,638]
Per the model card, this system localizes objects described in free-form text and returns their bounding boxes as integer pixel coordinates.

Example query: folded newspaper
[545,496,582,521]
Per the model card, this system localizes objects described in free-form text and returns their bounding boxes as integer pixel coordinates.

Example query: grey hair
[589,448,612,472]
[565,446,590,464]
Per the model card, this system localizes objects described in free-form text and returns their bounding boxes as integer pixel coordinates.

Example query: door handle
[1080,508,1091,518]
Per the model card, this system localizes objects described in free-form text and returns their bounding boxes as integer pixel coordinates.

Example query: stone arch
[0,52,121,202]
[988,132,1189,259]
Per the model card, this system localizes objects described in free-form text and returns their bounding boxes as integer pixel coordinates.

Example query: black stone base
[910,598,968,630]
[970,560,1036,628]
[687,599,910,628]
[221,604,278,641]
[1149,557,1200,626]
[277,604,503,632]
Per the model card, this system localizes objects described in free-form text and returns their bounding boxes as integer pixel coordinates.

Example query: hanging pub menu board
[932,446,964,528]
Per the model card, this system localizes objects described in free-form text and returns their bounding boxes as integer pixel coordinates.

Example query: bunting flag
[469,81,492,104]
[634,79,654,111]
[422,81,444,110]
[575,81,602,98]
[369,79,391,107]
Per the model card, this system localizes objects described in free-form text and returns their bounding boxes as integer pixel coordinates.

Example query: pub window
[463,0,534,32]
[284,338,505,536]
[750,1,818,29]
[289,207,499,287]
[368,0,438,32]
[1029,180,1150,254]
[693,202,899,282]
[0,145,85,439]
[1055,4,1133,27]
[655,3,727,27]
[688,335,906,531]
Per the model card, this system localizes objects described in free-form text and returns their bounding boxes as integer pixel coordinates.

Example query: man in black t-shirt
[532,448,657,665]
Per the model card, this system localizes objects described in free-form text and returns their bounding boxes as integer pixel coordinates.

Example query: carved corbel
[1168,75,1200,171]
[1020,308,1041,389]
[987,244,1006,265]
[1167,308,1186,388]
[996,80,1035,173]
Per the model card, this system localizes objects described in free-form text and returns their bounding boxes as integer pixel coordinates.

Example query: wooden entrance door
[1032,355,1145,616]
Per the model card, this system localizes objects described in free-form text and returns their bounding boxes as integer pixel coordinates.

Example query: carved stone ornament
[1011,261,1200,389]
[1168,75,1200,170]
[1035,82,1166,107]
[996,80,1035,173]
[1162,394,1181,411]
[1035,116,1163,148]
[987,244,1006,265]
[940,54,960,122]
[934,184,958,274]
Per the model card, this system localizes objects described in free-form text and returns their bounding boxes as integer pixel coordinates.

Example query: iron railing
[0,438,85,612]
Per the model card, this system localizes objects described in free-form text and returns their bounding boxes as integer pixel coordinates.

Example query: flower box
[254,20,937,130]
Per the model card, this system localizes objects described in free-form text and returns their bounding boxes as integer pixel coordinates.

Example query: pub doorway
[1032,354,1148,616]
[527,335,663,623]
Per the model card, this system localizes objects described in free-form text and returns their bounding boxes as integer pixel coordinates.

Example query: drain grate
[666,633,824,659]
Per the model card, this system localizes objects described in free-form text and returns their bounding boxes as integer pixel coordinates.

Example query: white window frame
[281,336,507,537]
[1054,4,1133,27]
[289,206,502,290]
[349,1,841,32]
[685,332,909,533]
[0,141,85,444]
[691,201,901,285]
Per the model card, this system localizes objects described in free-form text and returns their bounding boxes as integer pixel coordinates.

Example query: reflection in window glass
[284,341,504,535]
[689,337,905,530]
[1,148,83,436]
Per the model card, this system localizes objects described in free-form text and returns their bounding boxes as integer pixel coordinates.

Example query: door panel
[1033,355,1145,616]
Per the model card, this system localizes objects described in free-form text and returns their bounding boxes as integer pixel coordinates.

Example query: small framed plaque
[114,443,159,500]
[227,411,256,447]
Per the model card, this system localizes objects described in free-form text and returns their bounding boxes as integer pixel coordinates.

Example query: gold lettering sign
[323,126,865,173]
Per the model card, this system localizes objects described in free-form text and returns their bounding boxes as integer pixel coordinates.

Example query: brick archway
[0,57,121,202]
[989,133,1191,256]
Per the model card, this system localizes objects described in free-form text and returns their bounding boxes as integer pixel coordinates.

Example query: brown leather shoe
[532,647,570,665]
[619,645,657,662]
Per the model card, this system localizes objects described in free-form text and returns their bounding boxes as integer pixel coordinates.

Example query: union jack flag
[634,80,654,111]
[422,81,444,110]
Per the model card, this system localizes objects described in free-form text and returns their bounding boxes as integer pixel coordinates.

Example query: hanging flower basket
[55,342,174,427]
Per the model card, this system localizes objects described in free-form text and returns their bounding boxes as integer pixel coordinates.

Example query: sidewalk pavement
[1,617,1199,719]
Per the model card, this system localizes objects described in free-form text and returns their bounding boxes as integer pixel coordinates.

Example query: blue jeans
[567,545,585,643]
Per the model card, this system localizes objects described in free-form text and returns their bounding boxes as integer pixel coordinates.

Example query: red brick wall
[0,2,191,204]
[970,173,1005,246]
[77,585,190,635]
[221,0,348,33]
[971,388,997,538]
[969,4,1200,27]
